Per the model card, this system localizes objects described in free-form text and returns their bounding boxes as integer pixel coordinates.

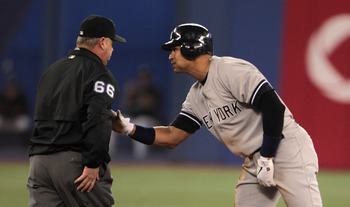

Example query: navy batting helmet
[161,23,213,60]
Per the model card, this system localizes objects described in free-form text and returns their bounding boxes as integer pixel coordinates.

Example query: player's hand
[74,166,99,192]
[111,110,134,135]
[257,156,276,187]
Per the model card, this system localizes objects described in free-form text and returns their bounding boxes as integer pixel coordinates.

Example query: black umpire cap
[79,15,126,43]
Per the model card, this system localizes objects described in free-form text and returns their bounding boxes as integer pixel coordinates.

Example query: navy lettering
[203,101,242,126]
[223,105,234,117]
[231,101,242,114]
[217,108,226,120]
[203,114,212,129]
[213,108,220,122]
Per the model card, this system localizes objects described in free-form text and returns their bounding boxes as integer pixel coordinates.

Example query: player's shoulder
[184,80,203,102]
[212,56,256,69]
[210,56,258,79]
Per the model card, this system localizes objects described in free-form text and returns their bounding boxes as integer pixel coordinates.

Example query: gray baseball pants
[27,151,114,207]
[235,123,323,207]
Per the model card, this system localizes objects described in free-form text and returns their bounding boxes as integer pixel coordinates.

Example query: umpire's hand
[74,166,99,192]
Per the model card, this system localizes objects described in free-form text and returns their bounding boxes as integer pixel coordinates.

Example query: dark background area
[0,0,285,165]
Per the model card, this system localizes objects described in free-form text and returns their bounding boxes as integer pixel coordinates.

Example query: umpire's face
[100,37,114,66]
[169,46,190,74]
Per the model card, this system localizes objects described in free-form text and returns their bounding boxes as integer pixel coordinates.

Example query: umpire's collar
[67,47,103,64]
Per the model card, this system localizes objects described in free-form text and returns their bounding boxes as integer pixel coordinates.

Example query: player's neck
[189,55,211,82]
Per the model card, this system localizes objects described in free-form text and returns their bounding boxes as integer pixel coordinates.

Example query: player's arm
[252,82,285,187]
[252,81,285,158]
[153,126,191,149]
[111,110,200,149]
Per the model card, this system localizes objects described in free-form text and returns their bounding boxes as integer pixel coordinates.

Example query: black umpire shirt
[29,47,119,168]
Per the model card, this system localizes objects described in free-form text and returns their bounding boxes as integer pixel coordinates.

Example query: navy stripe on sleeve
[170,111,202,133]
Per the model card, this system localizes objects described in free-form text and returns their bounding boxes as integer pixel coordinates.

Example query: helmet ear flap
[180,43,202,60]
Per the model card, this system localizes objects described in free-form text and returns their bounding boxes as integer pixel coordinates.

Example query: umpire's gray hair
[76,36,100,49]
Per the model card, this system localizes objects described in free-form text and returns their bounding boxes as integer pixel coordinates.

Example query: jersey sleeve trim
[180,111,202,127]
[170,111,202,133]
[250,80,273,106]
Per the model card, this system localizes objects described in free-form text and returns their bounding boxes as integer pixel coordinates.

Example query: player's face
[169,46,190,73]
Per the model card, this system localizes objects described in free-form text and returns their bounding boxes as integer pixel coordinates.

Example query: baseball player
[112,23,322,206]
[27,15,125,206]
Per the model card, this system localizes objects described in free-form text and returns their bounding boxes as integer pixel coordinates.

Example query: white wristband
[123,122,135,136]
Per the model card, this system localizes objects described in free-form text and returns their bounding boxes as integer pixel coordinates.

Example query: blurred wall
[281,0,350,169]
[0,0,285,165]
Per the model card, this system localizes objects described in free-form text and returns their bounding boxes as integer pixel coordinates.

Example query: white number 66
[94,81,115,98]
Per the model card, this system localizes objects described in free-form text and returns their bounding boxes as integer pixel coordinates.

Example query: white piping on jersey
[250,80,268,105]
[180,112,202,127]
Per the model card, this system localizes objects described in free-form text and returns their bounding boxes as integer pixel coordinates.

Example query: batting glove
[111,110,134,135]
[257,156,276,187]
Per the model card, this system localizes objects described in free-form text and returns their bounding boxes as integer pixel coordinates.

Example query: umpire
[27,15,125,206]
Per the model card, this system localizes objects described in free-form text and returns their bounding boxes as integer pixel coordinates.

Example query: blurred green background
[0,161,349,207]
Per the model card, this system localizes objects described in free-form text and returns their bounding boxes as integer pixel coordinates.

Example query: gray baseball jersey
[180,55,293,157]
[175,55,322,206]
